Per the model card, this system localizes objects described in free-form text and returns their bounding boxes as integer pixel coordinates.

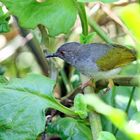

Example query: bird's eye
[60,51,65,56]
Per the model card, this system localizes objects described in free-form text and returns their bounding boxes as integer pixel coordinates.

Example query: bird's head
[46,42,80,64]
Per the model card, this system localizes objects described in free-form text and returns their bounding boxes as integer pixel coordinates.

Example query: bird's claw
[103,79,114,94]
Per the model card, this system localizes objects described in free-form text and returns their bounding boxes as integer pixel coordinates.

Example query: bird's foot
[103,79,114,93]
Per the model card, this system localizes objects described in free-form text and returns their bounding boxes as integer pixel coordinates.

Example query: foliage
[97,131,116,140]
[119,3,140,44]
[47,117,92,140]
[0,74,76,139]
[0,0,140,140]
[78,0,118,3]
[0,7,10,33]
[0,0,77,36]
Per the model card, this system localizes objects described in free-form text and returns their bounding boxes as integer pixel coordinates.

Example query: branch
[61,75,140,101]
[96,75,140,90]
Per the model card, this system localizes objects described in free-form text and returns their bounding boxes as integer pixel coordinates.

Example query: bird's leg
[103,79,114,93]
[80,79,96,92]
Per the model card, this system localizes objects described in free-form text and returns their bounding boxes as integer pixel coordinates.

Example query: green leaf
[5,74,55,97]
[97,131,116,140]
[84,94,127,129]
[0,74,76,140]
[77,0,118,3]
[47,117,92,140]
[1,0,77,36]
[114,86,137,117]
[74,94,88,119]
[119,3,140,44]
[0,74,55,140]
[0,7,10,33]
[84,94,140,140]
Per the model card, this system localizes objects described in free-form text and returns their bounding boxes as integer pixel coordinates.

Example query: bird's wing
[96,46,136,71]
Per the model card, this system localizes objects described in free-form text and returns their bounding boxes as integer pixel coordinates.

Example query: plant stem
[114,87,136,135]
[125,87,136,113]
[76,2,102,139]
[60,69,73,93]
[38,24,49,48]
[36,92,77,117]
[76,2,88,36]
[82,78,102,140]
[89,112,102,140]
[111,87,116,133]
[13,52,20,78]
[55,101,78,117]
[88,19,113,44]
[19,28,49,76]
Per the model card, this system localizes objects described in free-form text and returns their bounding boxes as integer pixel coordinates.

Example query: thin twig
[125,87,136,113]
[61,86,83,101]
[19,28,49,76]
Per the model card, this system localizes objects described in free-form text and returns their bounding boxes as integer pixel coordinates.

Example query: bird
[46,42,136,90]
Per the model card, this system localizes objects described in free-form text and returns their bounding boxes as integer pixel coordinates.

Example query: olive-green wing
[96,46,136,71]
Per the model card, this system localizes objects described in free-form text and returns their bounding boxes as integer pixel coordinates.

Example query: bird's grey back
[70,43,113,77]
[78,43,113,62]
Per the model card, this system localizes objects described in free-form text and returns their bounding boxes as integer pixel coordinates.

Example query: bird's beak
[46,53,58,58]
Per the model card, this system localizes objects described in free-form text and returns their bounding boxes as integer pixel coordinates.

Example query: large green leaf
[77,0,118,3]
[3,74,55,97]
[0,74,55,140]
[47,117,92,140]
[0,0,77,36]
[0,74,76,140]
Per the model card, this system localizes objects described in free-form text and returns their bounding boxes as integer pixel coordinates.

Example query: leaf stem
[88,18,113,44]
[50,98,78,117]
[76,2,88,36]
[89,112,102,140]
